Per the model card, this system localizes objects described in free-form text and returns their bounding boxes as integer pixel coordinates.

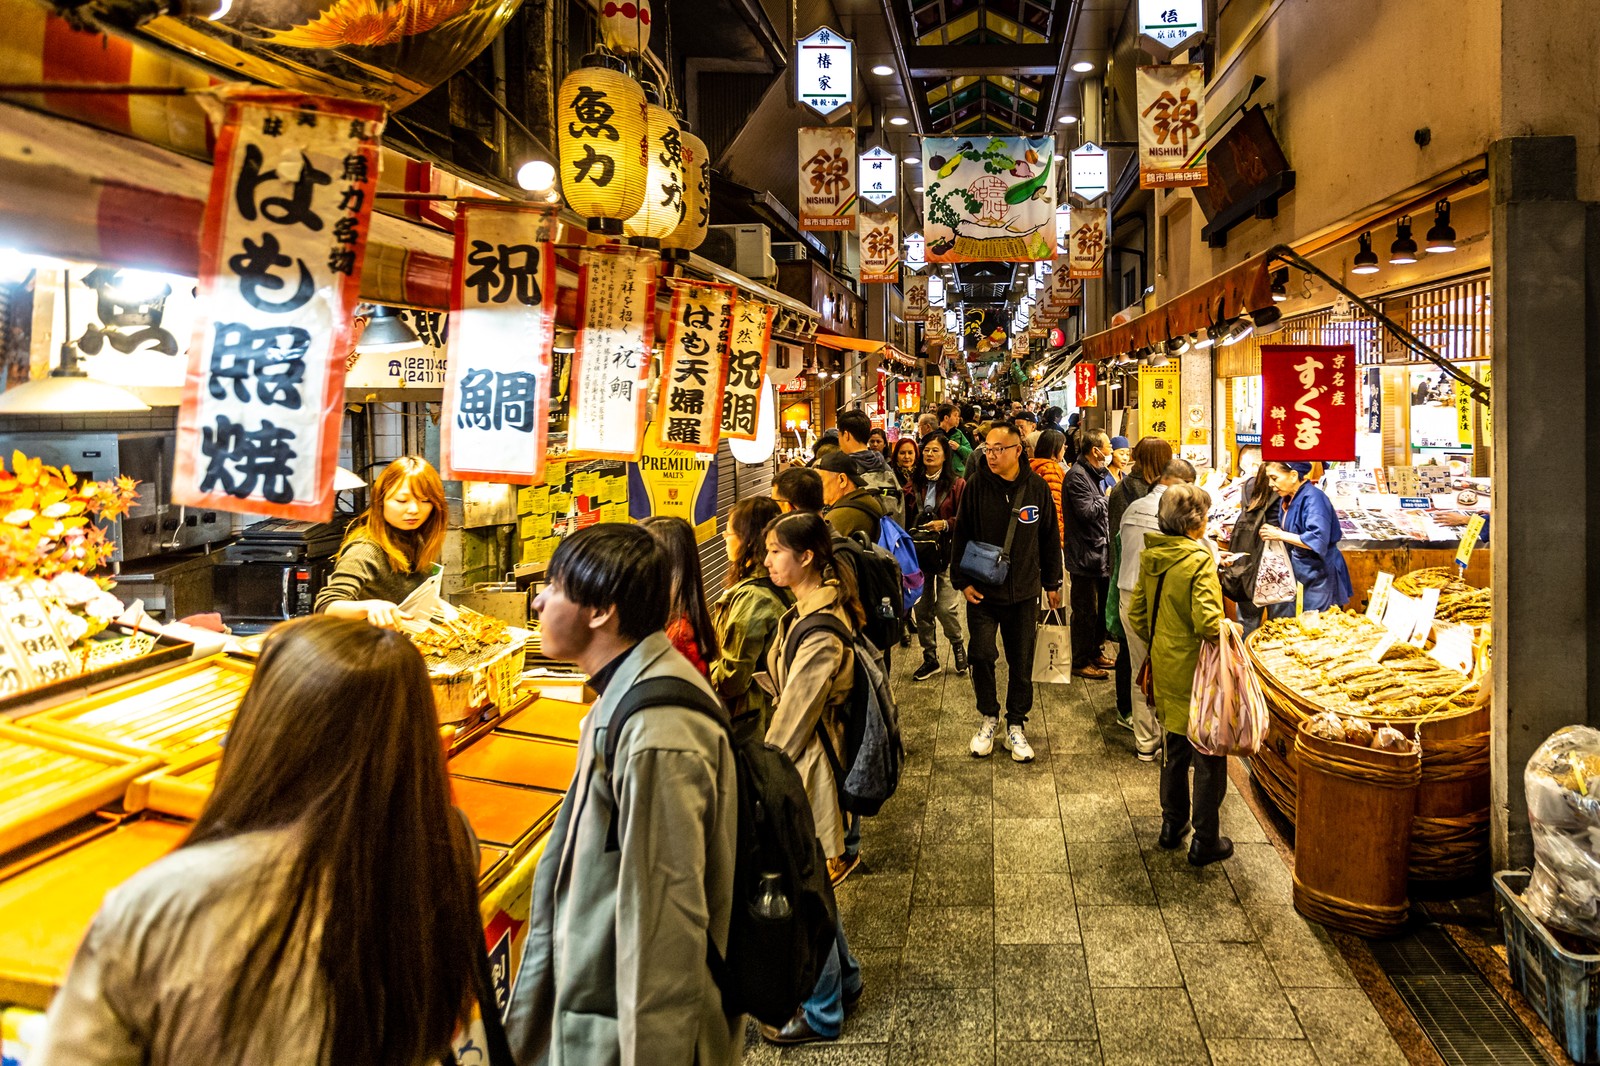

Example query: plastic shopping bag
[1032,609,1072,685]
[1188,620,1269,756]
[1524,726,1600,941]
[1252,539,1296,607]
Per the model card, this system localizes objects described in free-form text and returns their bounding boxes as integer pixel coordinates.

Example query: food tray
[0,816,188,1009]
[123,756,222,821]
[449,733,578,793]
[1496,870,1600,1064]
[0,627,194,718]
[431,636,528,727]
[18,656,253,774]
[451,776,562,850]
[0,725,163,859]
[495,697,591,743]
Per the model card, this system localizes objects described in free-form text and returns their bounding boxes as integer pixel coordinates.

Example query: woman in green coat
[709,496,792,743]
[1127,483,1232,867]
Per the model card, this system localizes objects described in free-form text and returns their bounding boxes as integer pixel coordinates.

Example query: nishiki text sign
[174,89,383,521]
[1137,64,1207,188]
[798,126,858,230]
[1261,344,1357,461]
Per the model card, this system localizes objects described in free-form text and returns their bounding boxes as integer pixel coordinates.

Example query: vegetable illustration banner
[922,136,1056,263]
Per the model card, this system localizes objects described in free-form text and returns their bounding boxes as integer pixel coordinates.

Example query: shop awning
[813,334,918,367]
[1081,252,1275,361]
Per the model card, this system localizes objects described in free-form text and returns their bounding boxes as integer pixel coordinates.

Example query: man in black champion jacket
[951,420,1064,764]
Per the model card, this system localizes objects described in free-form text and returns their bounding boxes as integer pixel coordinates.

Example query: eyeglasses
[986,443,1021,454]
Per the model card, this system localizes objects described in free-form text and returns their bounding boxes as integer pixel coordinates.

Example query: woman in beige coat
[760,511,864,1046]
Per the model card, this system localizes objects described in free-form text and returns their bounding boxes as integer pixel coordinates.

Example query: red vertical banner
[1075,361,1098,407]
[173,89,384,521]
[1260,344,1357,461]
[719,298,774,441]
[656,280,734,454]
[440,202,558,484]
[569,245,660,461]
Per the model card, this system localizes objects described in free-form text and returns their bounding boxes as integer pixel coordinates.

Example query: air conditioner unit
[772,241,808,263]
[704,223,777,281]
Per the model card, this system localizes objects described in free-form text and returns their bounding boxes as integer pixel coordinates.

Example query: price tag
[1368,630,1399,663]
[1295,582,1304,618]
[1428,622,1474,674]
[1399,497,1432,510]
[1456,513,1486,570]
[1367,572,1395,622]
[1409,587,1440,647]
[1381,589,1418,638]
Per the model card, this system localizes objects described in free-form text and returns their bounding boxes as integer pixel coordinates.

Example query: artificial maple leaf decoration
[0,451,139,582]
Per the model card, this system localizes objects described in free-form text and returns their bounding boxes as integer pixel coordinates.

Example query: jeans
[1118,588,1162,757]
[843,813,861,859]
[915,571,964,656]
[966,597,1039,726]
[1160,732,1229,846]
[800,918,862,1038]
[1069,572,1110,668]
[1114,638,1131,717]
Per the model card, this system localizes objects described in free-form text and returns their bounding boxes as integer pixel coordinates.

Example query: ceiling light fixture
[1219,318,1254,346]
[889,116,910,126]
[356,304,423,354]
[1351,231,1380,275]
[871,64,894,76]
[0,268,150,414]
[1270,267,1289,302]
[1147,351,1169,367]
[516,159,556,193]
[1192,328,1216,350]
[1057,115,1077,126]
[1071,61,1095,73]
[1167,335,1190,356]
[1425,199,1457,254]
[1388,216,1418,264]
[1248,305,1284,336]
[913,185,925,193]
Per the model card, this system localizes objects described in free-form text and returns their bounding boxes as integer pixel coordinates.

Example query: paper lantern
[600,0,652,55]
[558,63,649,234]
[623,101,686,244]
[662,129,711,253]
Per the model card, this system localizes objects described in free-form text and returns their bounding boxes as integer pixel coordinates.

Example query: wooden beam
[904,44,1061,78]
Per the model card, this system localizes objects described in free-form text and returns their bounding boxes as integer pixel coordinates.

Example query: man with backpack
[816,449,887,543]
[837,409,905,524]
[952,420,1064,764]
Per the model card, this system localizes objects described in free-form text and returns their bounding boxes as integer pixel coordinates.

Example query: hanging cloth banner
[859,212,899,283]
[656,280,734,454]
[1138,364,1181,446]
[1046,262,1081,311]
[173,90,384,522]
[570,245,660,461]
[1075,361,1098,407]
[440,201,558,485]
[1068,208,1107,279]
[720,297,775,440]
[1261,344,1357,461]
[1137,64,1208,189]
[903,274,929,322]
[922,135,1056,263]
[798,126,858,231]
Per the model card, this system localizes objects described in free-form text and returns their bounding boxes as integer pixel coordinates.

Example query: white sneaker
[970,716,999,758]
[1004,725,1035,763]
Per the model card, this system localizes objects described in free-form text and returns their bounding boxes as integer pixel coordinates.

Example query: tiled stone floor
[744,632,1411,1065]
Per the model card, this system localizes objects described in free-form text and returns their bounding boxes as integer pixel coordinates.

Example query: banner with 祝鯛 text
[569,245,659,461]
[655,281,734,454]
[720,298,774,440]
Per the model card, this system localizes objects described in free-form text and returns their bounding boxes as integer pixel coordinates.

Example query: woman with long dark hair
[316,456,448,628]
[34,616,482,1064]
[907,433,968,682]
[641,515,720,676]
[1221,467,1282,634]
[760,512,865,1046]
[708,496,790,741]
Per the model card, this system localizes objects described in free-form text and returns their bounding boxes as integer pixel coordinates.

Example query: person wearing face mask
[1258,460,1353,616]
[315,456,447,629]
[1063,430,1115,679]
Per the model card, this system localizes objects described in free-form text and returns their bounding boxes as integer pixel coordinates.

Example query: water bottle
[752,872,791,920]
[879,596,895,621]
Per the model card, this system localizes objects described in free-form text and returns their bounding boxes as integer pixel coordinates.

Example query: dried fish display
[1394,567,1490,625]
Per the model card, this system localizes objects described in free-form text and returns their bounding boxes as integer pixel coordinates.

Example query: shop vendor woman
[315,457,448,628]
[1258,460,1353,615]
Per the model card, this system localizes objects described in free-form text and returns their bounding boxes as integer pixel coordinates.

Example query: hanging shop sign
[655,280,734,454]
[1138,364,1181,446]
[860,146,897,205]
[173,90,383,522]
[556,64,649,233]
[1055,206,1072,254]
[904,274,929,322]
[924,308,946,347]
[897,381,922,411]
[1068,208,1107,279]
[904,231,926,271]
[600,0,652,53]
[1070,142,1109,202]
[662,130,711,253]
[859,212,900,283]
[623,102,686,241]
[440,202,558,485]
[1045,265,1081,311]
[927,273,946,309]
[922,136,1056,263]
[1138,0,1205,57]
[720,297,775,440]
[628,428,719,542]
[569,245,659,460]
[1261,344,1357,462]
[798,126,858,231]
[795,27,854,118]
[1075,361,1098,407]
[1137,64,1207,188]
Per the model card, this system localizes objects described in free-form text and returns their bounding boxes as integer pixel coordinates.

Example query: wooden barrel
[1292,727,1421,937]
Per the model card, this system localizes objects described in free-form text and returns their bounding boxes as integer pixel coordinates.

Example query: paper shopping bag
[1032,609,1073,684]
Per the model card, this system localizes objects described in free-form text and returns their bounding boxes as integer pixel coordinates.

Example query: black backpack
[782,613,904,817]
[603,676,836,1027]
[831,531,904,652]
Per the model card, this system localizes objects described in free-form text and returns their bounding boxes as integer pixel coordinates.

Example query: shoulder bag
[1135,572,1167,708]
[958,492,1025,585]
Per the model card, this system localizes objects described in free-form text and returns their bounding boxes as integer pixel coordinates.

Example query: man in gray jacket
[504,524,742,1065]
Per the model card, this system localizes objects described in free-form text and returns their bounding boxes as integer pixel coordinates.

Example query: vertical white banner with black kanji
[174,90,384,521]
[656,281,733,454]
[719,298,774,441]
[440,202,558,485]
[569,245,659,461]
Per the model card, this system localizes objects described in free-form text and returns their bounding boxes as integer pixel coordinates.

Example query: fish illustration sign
[922,136,1057,263]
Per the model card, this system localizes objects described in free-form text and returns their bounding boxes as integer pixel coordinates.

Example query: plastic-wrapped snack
[1525,726,1600,941]
[1305,711,1346,742]
[1341,716,1374,747]
[1372,725,1415,753]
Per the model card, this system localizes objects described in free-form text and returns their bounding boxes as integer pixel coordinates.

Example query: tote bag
[1252,539,1296,607]
[1032,608,1073,685]
[1188,620,1269,757]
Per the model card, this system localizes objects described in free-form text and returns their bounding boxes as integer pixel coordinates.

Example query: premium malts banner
[1068,208,1107,279]
[174,89,384,521]
[655,281,734,454]
[1260,344,1357,461]
[798,126,857,231]
[440,202,558,484]
[720,298,774,440]
[569,245,659,461]
[859,212,899,283]
[1137,64,1208,189]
